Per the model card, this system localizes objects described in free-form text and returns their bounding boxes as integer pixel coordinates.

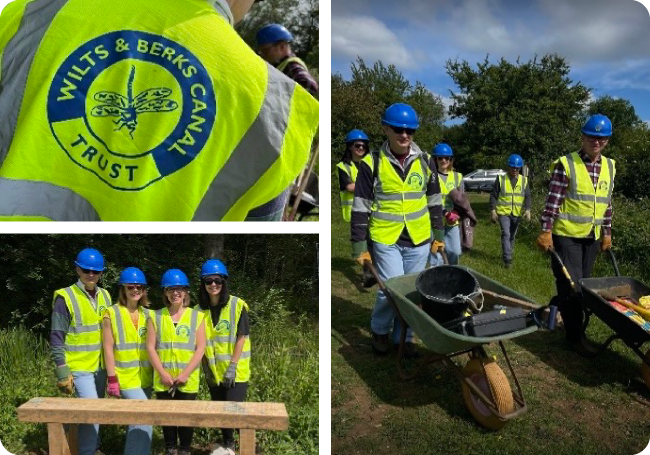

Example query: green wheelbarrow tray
[377,265,540,429]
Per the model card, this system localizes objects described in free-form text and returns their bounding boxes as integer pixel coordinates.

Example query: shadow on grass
[331,257,371,294]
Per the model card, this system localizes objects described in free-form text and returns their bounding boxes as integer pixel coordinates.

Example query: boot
[371,332,389,354]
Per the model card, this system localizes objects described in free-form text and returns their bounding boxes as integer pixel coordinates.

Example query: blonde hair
[162,287,191,307]
[118,285,150,308]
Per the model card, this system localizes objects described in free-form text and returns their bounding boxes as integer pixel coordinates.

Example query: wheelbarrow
[365,260,540,430]
[577,249,650,389]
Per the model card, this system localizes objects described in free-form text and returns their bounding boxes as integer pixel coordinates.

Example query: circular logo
[138,327,147,338]
[598,181,609,191]
[47,31,216,191]
[215,319,231,334]
[407,172,423,189]
[176,324,191,338]
[446,181,455,191]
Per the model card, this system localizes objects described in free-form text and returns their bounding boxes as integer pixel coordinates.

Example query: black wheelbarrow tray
[379,265,539,430]
[579,251,650,389]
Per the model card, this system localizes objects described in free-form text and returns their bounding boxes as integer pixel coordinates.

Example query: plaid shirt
[540,150,612,236]
[281,56,319,98]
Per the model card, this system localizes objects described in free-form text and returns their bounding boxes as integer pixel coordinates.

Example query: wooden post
[239,429,256,455]
[47,423,71,455]
[68,424,78,455]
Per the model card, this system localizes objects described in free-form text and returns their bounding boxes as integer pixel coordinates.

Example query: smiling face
[203,274,225,298]
[165,287,187,306]
[436,155,452,172]
[124,284,144,302]
[349,141,368,161]
[383,125,414,155]
[76,266,102,289]
[581,134,610,160]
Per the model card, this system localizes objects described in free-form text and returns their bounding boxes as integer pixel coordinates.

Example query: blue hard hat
[161,269,189,288]
[382,103,419,129]
[201,259,228,278]
[119,267,147,285]
[507,154,524,168]
[345,129,369,143]
[75,248,105,271]
[582,114,612,137]
[433,143,454,157]
[256,24,293,47]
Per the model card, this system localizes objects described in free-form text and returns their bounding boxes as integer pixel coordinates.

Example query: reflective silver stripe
[161,362,189,369]
[557,213,603,224]
[343,163,353,177]
[0,178,101,220]
[427,193,442,206]
[497,201,523,207]
[206,350,251,365]
[565,192,610,203]
[157,342,196,350]
[66,343,102,352]
[188,309,198,347]
[116,342,138,350]
[453,171,460,187]
[65,287,83,328]
[0,0,68,166]
[341,200,353,206]
[229,297,238,345]
[208,336,231,345]
[113,306,126,347]
[140,360,151,368]
[98,288,110,307]
[193,64,294,220]
[376,192,425,201]
[155,311,162,346]
[566,154,579,195]
[68,324,100,334]
[373,207,428,222]
[115,360,141,368]
[352,197,372,213]
[605,158,614,200]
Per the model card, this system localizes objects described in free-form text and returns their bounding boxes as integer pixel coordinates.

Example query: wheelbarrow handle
[606,248,620,277]
[363,260,387,292]
[549,250,576,291]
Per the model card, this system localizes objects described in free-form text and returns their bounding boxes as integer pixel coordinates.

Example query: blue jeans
[72,369,107,455]
[121,387,153,455]
[429,225,462,266]
[371,242,430,344]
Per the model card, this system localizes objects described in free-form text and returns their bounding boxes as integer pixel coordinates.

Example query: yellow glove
[524,210,531,222]
[601,236,612,251]
[55,365,74,395]
[490,210,498,224]
[431,240,445,254]
[536,231,553,251]
[356,251,372,267]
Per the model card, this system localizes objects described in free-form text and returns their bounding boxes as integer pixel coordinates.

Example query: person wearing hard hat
[50,248,112,455]
[256,24,318,97]
[490,154,531,268]
[351,103,444,355]
[102,267,153,455]
[536,114,615,356]
[146,269,206,455]
[429,143,464,266]
[0,0,318,221]
[198,259,251,455]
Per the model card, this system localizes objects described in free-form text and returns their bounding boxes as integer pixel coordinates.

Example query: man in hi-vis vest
[51,248,111,455]
[490,154,531,268]
[351,103,444,356]
[0,0,318,221]
[537,114,615,356]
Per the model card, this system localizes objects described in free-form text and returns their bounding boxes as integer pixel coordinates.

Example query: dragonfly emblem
[90,66,179,138]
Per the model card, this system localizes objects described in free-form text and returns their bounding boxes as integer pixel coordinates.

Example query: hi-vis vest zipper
[496,174,527,217]
[337,161,358,222]
[54,283,111,372]
[0,0,318,220]
[202,296,251,385]
[552,152,615,239]
[106,304,153,390]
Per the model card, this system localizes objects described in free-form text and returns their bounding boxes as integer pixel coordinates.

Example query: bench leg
[239,429,255,455]
[48,423,73,455]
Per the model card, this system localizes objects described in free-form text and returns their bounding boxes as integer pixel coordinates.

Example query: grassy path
[331,192,650,455]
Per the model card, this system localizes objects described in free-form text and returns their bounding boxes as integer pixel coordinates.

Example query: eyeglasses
[165,287,187,294]
[203,277,225,286]
[80,268,101,275]
[390,126,416,136]
[585,135,609,143]
[126,285,144,291]
[352,143,366,149]
[436,156,451,161]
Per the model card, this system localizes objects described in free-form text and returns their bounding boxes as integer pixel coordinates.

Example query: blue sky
[331,0,650,124]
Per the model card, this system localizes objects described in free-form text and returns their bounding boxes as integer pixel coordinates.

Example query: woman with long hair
[337,129,370,222]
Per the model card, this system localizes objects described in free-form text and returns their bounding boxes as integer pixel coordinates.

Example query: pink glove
[445,210,460,223]
[107,376,120,398]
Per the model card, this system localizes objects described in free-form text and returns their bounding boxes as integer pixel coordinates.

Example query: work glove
[523,210,531,222]
[536,231,553,251]
[356,251,372,267]
[444,210,460,224]
[55,365,74,395]
[430,240,445,254]
[601,235,612,251]
[223,362,237,389]
[107,375,120,398]
[490,210,498,224]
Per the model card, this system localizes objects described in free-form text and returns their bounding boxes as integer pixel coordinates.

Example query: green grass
[331,191,650,455]
[1,295,318,455]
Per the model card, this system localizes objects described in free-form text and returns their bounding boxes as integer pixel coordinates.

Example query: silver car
[463,169,506,192]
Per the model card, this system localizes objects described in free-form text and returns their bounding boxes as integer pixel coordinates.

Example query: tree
[446,54,590,175]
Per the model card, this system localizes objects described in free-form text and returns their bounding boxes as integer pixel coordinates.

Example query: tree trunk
[204,234,225,258]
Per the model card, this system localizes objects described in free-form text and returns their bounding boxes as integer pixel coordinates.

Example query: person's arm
[540,161,569,231]
[176,319,206,384]
[102,316,116,377]
[351,158,374,247]
[285,61,319,98]
[338,166,353,192]
[490,177,500,211]
[146,317,173,386]
[523,177,532,211]
[426,156,444,234]
[50,296,70,367]
[231,309,249,363]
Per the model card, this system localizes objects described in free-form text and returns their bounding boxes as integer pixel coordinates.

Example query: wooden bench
[17,398,288,455]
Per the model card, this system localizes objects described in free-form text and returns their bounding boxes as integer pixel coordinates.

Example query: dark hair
[198,276,229,310]
[341,141,369,165]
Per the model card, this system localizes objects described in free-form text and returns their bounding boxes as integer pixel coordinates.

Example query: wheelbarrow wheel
[641,349,650,390]
[461,358,514,430]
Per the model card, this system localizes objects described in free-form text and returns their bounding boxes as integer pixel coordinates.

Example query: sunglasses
[352,143,367,149]
[585,135,609,143]
[80,268,101,275]
[126,285,144,291]
[436,156,451,161]
[390,126,416,136]
[203,277,225,286]
[165,287,187,293]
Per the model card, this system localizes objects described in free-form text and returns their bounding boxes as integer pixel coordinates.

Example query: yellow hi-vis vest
[337,161,358,222]
[439,171,463,227]
[276,56,309,74]
[365,149,431,245]
[151,306,204,393]
[106,304,153,390]
[54,283,111,372]
[202,296,251,386]
[496,174,527,217]
[0,0,318,221]
[552,152,615,240]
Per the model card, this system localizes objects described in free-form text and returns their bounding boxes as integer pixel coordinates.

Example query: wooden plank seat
[17,398,289,455]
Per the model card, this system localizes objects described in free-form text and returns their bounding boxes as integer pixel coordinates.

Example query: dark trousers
[156,390,198,450]
[551,234,600,341]
[208,382,248,444]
